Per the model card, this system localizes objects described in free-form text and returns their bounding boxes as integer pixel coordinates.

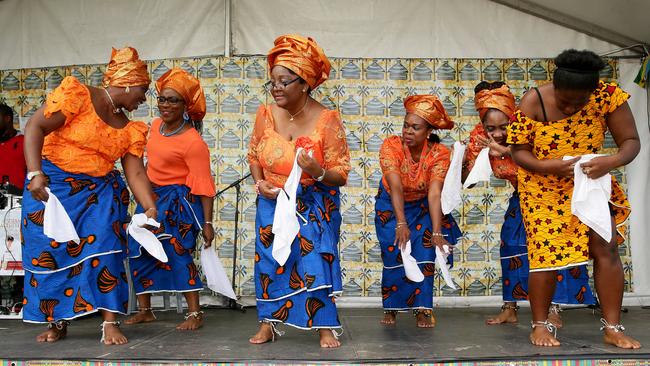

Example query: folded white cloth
[435,245,456,289]
[200,246,237,299]
[566,154,612,242]
[271,148,305,266]
[441,141,466,215]
[463,147,493,188]
[42,187,80,244]
[127,213,168,263]
[400,240,424,282]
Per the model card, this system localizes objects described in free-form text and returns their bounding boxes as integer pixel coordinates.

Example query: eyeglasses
[263,77,300,92]
[156,96,184,105]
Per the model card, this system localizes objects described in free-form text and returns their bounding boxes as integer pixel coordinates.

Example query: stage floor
[1,307,649,364]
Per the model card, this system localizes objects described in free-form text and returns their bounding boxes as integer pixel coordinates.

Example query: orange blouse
[379,135,451,202]
[247,105,351,188]
[146,118,216,197]
[42,76,148,177]
[465,123,518,187]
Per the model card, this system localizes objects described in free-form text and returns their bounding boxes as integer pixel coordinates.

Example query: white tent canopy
[0,0,648,305]
[1,0,648,69]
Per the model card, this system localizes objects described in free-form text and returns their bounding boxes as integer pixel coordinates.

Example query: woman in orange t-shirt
[21,47,157,345]
[125,68,216,331]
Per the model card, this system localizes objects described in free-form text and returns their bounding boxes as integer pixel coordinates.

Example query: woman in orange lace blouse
[247,35,350,348]
[22,47,156,345]
[464,82,594,328]
[375,95,462,328]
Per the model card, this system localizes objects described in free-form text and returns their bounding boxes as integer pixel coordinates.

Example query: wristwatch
[27,170,43,181]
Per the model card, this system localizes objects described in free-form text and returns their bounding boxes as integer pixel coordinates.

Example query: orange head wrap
[102,47,151,88]
[267,34,331,90]
[404,95,454,130]
[156,68,206,122]
[474,85,516,121]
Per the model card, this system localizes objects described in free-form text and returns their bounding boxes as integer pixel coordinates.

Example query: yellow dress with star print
[506,81,630,271]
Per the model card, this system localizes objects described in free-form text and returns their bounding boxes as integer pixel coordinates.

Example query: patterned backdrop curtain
[0,56,633,298]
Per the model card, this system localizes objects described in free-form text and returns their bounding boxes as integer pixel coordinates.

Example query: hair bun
[554,49,606,72]
[474,81,506,94]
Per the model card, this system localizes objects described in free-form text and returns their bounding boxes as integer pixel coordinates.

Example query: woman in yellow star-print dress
[507,50,641,349]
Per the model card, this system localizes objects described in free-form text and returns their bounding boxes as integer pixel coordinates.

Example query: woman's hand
[432,234,452,254]
[144,207,158,220]
[296,149,323,178]
[579,155,615,179]
[257,180,280,200]
[27,174,49,201]
[544,157,580,178]
[476,135,509,158]
[394,224,410,251]
[202,223,214,248]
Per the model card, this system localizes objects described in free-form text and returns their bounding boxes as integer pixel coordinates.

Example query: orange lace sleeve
[506,110,534,145]
[125,121,148,158]
[184,139,216,197]
[465,124,487,172]
[321,111,351,182]
[43,76,87,124]
[429,143,451,182]
[379,135,403,176]
[248,106,270,167]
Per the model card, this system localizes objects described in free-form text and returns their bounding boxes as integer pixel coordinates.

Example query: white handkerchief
[127,213,168,263]
[441,141,466,215]
[401,240,424,282]
[42,187,80,244]
[271,148,305,266]
[463,147,493,188]
[201,246,237,299]
[435,245,456,289]
[565,154,612,242]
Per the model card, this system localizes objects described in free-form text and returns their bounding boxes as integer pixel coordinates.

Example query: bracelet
[431,232,445,237]
[204,222,213,225]
[395,221,408,230]
[314,167,326,182]
[254,180,264,195]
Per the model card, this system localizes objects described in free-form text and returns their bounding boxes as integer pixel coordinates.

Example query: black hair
[553,49,605,91]
[0,103,14,120]
[427,132,441,144]
[473,81,505,95]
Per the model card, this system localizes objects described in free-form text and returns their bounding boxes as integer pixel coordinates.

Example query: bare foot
[486,308,518,325]
[36,326,67,342]
[548,310,563,328]
[530,324,560,347]
[319,329,341,348]
[249,322,275,344]
[102,323,128,345]
[380,311,396,325]
[124,310,156,325]
[176,313,204,330]
[415,310,435,328]
[604,330,641,349]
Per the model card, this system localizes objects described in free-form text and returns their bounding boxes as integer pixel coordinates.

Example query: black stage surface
[1,307,649,364]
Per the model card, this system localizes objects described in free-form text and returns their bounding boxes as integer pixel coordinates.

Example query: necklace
[159,120,186,137]
[288,99,309,121]
[103,88,122,114]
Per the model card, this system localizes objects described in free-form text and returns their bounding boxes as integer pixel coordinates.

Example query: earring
[125,86,130,94]
[302,89,307,93]
[183,111,190,121]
